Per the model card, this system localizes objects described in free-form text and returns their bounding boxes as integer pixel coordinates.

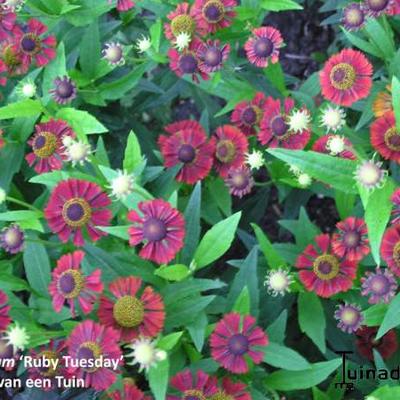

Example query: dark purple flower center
[228,333,249,356]
[178,144,196,163]
[59,273,76,295]
[385,128,400,151]
[319,261,332,274]
[204,47,222,67]
[56,80,74,98]
[271,116,289,137]
[62,198,92,227]
[203,0,224,22]
[254,37,273,58]
[179,54,198,74]
[34,135,46,149]
[77,346,94,361]
[242,106,257,125]
[367,0,390,11]
[313,254,340,280]
[57,269,84,298]
[21,35,38,53]
[330,63,356,90]
[343,231,361,248]
[143,217,167,242]
[66,203,84,222]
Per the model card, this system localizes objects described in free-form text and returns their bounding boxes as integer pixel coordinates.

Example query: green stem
[6,196,42,213]
[255,181,273,187]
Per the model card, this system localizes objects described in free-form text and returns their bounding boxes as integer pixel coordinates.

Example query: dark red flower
[213,125,248,178]
[224,166,254,198]
[381,224,400,276]
[158,119,215,184]
[0,37,28,76]
[355,326,398,361]
[391,188,400,224]
[296,233,358,298]
[0,10,15,41]
[215,377,251,400]
[109,0,135,12]
[197,39,230,73]
[0,290,10,331]
[109,380,152,400]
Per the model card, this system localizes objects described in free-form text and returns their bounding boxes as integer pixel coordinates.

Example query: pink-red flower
[167,369,218,400]
[0,10,15,41]
[381,224,400,276]
[98,276,165,342]
[332,217,370,262]
[245,26,283,68]
[210,312,268,374]
[320,48,373,106]
[356,326,398,361]
[192,0,237,34]
[67,320,122,391]
[25,119,75,173]
[14,18,57,68]
[109,380,152,400]
[213,125,248,178]
[197,39,230,73]
[258,97,310,149]
[296,233,358,298]
[45,179,112,246]
[109,0,135,12]
[231,92,266,136]
[48,250,103,317]
[164,2,197,40]
[215,377,251,400]
[391,188,400,224]
[371,111,400,163]
[0,290,10,331]
[127,199,185,264]
[158,119,215,184]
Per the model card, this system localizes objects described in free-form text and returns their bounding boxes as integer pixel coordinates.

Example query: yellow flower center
[393,241,400,267]
[57,269,85,299]
[38,350,59,377]
[32,132,58,159]
[183,389,206,400]
[384,127,400,151]
[330,63,356,90]
[216,139,236,163]
[77,341,102,373]
[171,14,195,37]
[211,391,234,400]
[113,295,145,328]
[313,254,340,280]
[62,198,92,228]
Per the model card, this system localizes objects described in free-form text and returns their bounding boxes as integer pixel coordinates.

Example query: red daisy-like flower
[296,233,358,298]
[192,0,237,34]
[332,217,370,262]
[0,10,15,41]
[158,119,215,184]
[258,97,310,149]
[0,37,28,76]
[0,129,5,149]
[67,320,122,391]
[390,188,400,224]
[244,26,283,68]
[25,119,75,174]
[14,18,57,68]
[213,125,248,178]
[27,340,70,391]
[371,111,400,163]
[98,276,165,342]
[197,39,230,73]
[167,369,218,400]
[164,2,197,40]
[168,38,209,83]
[127,199,185,264]
[109,380,152,400]
[109,0,135,12]
[0,290,10,331]
[45,179,112,246]
[210,313,268,374]
[231,92,267,136]
[381,224,400,276]
[355,326,398,361]
[215,377,251,400]
[48,250,103,317]
[320,48,373,106]
[312,134,356,159]
[0,59,8,86]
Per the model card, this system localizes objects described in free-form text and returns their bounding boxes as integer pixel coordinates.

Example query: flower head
[0,224,24,254]
[264,267,292,296]
[356,326,398,361]
[164,2,197,40]
[319,105,346,132]
[342,3,365,30]
[135,35,152,53]
[109,381,151,400]
[128,199,185,264]
[212,377,251,400]
[16,79,37,99]
[174,32,192,51]
[48,250,103,316]
[1,0,25,12]
[109,170,134,200]
[364,0,393,16]
[361,267,397,304]
[287,109,311,134]
[210,313,268,374]
[224,166,254,198]
[326,135,345,155]
[391,188,400,225]
[355,159,387,190]
[381,224,400,277]
[245,150,264,170]
[334,303,364,333]
[197,39,230,73]
[4,323,30,354]
[320,49,372,106]
[373,86,392,118]
[109,0,135,12]
[0,290,10,331]
[63,139,92,166]
[50,76,77,105]
[45,179,112,246]
[297,172,312,187]
[125,337,167,371]
[98,276,165,342]
[102,42,125,65]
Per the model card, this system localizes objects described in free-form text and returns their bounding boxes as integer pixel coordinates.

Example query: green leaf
[334,190,355,220]
[312,387,331,400]
[264,63,288,95]
[261,0,303,11]
[264,342,310,371]
[187,313,208,352]
[298,292,326,353]
[369,386,400,399]
[0,99,43,120]
[150,19,162,52]
[376,292,400,339]
[363,303,388,326]
[251,223,286,268]
[123,130,142,173]
[148,358,169,400]
[96,225,130,240]
[341,28,382,58]
[232,286,251,315]
[268,149,357,193]
[364,17,395,60]
[79,20,101,78]
[0,210,42,221]
[193,212,241,269]
[364,178,394,264]
[154,264,190,282]
[264,358,341,390]
[392,76,400,131]
[157,332,182,350]
[266,310,287,344]
[23,240,51,298]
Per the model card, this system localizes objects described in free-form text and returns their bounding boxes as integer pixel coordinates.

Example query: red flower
[245,26,283,68]
[158,119,215,184]
[391,188,400,224]
[231,92,267,136]
[109,381,152,400]
[192,0,237,34]
[168,38,209,83]
[0,129,5,149]
[14,19,57,68]
[0,59,8,86]
[312,134,356,159]
[381,224,400,276]
[320,48,372,106]
[355,326,398,361]
[371,111,400,163]
[0,10,15,41]
[258,96,310,149]
[25,119,75,173]
[0,290,10,331]
[167,369,218,400]
[128,199,185,264]
[0,37,28,76]
[98,276,165,342]
[67,320,122,391]
[213,125,248,177]
[332,217,370,262]
[48,251,103,317]
[296,233,358,298]
[111,0,135,11]
[216,377,251,400]
[164,2,197,40]
[45,179,112,246]
[197,39,230,73]
[210,313,268,374]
